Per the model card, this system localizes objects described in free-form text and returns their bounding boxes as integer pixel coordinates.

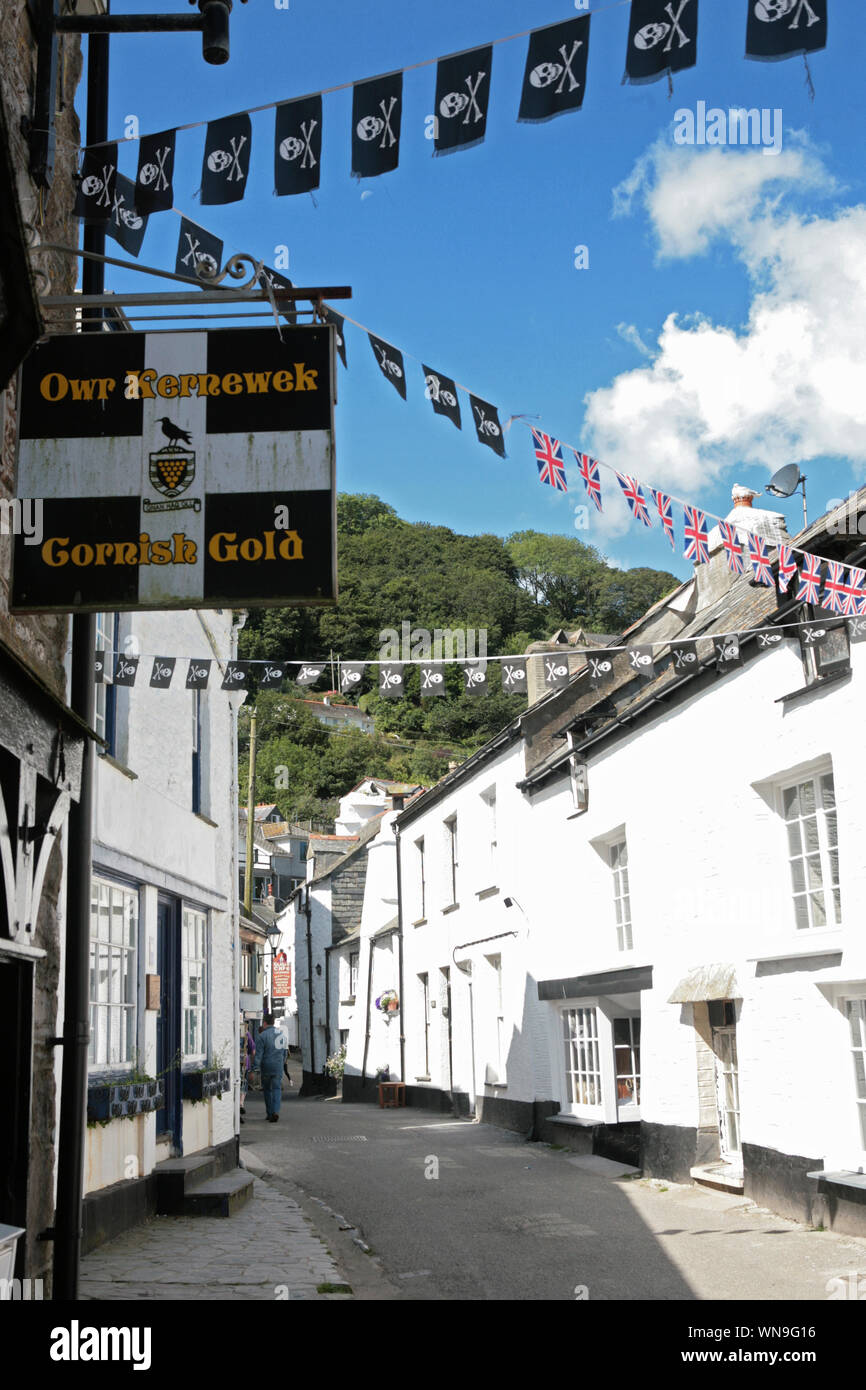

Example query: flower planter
[182,1069,229,1101]
[88,1078,163,1121]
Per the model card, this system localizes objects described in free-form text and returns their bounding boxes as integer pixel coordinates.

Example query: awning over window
[668,963,740,1004]
[538,965,652,1001]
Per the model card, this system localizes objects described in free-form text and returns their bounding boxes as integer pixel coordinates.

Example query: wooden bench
[378,1081,406,1109]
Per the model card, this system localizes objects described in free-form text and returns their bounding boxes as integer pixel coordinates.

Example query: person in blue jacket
[253,1014,286,1122]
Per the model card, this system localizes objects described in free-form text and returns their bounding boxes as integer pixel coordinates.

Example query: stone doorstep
[181,1169,255,1218]
[690,1162,745,1195]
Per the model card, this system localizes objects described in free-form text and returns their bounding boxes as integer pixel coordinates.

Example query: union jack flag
[532,429,567,492]
[777,544,798,594]
[683,505,710,564]
[651,490,675,549]
[719,521,745,575]
[616,473,652,527]
[574,451,602,512]
[795,553,823,604]
[748,534,774,587]
[843,565,866,616]
[822,561,849,616]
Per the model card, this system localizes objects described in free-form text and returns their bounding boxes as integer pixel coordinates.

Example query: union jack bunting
[843,566,866,616]
[574,451,602,512]
[532,429,567,492]
[616,473,652,527]
[683,505,710,565]
[822,561,849,616]
[719,521,745,575]
[748,534,774,587]
[651,489,675,549]
[795,553,823,605]
[777,544,798,594]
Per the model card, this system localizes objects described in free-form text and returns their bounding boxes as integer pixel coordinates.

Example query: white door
[713,1026,741,1167]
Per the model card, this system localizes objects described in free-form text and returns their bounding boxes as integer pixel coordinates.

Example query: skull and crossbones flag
[221,661,251,691]
[94,651,106,683]
[586,651,615,687]
[76,143,118,221]
[378,663,405,698]
[150,658,176,689]
[501,658,527,693]
[352,72,403,178]
[463,661,489,696]
[275,95,323,195]
[627,645,655,680]
[340,661,366,693]
[322,307,347,368]
[848,615,866,644]
[434,45,493,155]
[135,129,176,214]
[746,0,827,62]
[295,662,326,687]
[113,654,139,687]
[369,335,407,400]
[518,16,591,123]
[105,173,149,258]
[670,639,699,673]
[469,395,506,457]
[714,635,743,671]
[201,113,252,205]
[175,218,223,283]
[259,663,287,688]
[624,0,698,85]
[420,663,446,697]
[423,366,462,430]
[186,659,211,689]
[259,266,297,326]
[543,654,570,690]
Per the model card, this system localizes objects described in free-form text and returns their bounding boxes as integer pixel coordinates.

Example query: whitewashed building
[390,489,866,1236]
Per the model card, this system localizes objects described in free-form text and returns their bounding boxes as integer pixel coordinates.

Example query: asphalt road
[240,1072,866,1304]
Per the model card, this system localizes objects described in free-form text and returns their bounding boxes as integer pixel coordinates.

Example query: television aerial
[765,464,807,529]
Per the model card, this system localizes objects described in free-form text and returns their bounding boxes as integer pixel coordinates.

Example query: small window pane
[820,774,836,810]
[783,785,799,819]
[800,780,816,814]
[793,896,810,930]
[809,892,826,927]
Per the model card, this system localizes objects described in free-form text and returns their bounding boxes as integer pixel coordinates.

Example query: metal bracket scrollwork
[195,252,263,290]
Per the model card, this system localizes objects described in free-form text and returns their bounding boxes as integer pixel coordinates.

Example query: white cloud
[587,140,866,492]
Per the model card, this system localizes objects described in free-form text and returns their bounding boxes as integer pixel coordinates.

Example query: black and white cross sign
[420,663,446,696]
[501,658,527,693]
[469,395,506,457]
[105,173,149,259]
[518,16,591,123]
[150,657,176,689]
[746,0,826,62]
[369,334,407,400]
[378,663,405,698]
[624,0,698,84]
[434,45,493,154]
[352,72,403,178]
[423,365,462,431]
[201,114,252,205]
[275,95,323,195]
[221,661,251,690]
[175,218,224,283]
[186,659,212,689]
[75,143,118,222]
[135,129,176,214]
[627,645,655,680]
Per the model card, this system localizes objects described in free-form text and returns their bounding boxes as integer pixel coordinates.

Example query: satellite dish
[765,464,803,498]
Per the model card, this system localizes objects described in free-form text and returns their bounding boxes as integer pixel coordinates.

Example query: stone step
[154,1154,218,1213]
[181,1169,255,1218]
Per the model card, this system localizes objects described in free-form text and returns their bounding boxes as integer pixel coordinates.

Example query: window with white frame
[94,612,117,756]
[561,1006,602,1110]
[846,999,866,1150]
[191,689,202,815]
[89,878,137,1069]
[415,836,426,920]
[487,953,504,1081]
[419,972,430,1076]
[444,815,458,907]
[614,1017,641,1109]
[241,943,260,992]
[480,787,497,885]
[781,770,841,930]
[610,838,633,951]
[182,908,208,1061]
[349,950,359,1000]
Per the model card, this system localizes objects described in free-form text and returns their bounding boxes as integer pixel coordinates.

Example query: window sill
[485,1081,507,1090]
[476,885,499,901]
[748,934,843,963]
[441,902,460,915]
[776,668,851,704]
[195,812,218,828]
[412,917,427,928]
[806,1168,866,1192]
[99,752,137,780]
[340,997,356,1006]
[415,1075,431,1083]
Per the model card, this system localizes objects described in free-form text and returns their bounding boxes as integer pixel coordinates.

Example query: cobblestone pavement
[80,1175,351,1301]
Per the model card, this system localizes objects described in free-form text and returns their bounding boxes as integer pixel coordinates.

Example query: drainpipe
[324,946,331,1076]
[360,936,375,1090]
[304,886,315,1078]
[394,814,406,1086]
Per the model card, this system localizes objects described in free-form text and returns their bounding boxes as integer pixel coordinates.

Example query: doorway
[710,1001,741,1170]
[441,966,453,1092]
[155,895,182,1151]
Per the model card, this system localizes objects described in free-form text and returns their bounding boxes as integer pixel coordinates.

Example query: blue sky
[91,1,866,582]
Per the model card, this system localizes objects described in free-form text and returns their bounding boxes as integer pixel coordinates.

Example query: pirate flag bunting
[670,639,699,674]
[352,72,403,178]
[113,654,139,687]
[627,644,655,680]
[105,173,148,258]
[848,615,866,644]
[135,129,175,214]
[295,662,325,687]
[501,658,527,693]
[469,395,506,457]
[175,218,223,282]
[185,659,211,689]
[378,663,405,698]
[714,634,743,671]
[94,651,106,683]
[150,657,176,689]
[463,661,488,696]
[259,662,287,688]
[423,366,462,430]
[221,661,251,691]
[518,16,591,123]
[624,0,698,85]
[754,627,785,651]
[76,143,117,221]
[434,45,493,155]
[259,266,297,326]
[322,307,347,368]
[543,653,570,690]
[340,662,366,693]
[799,620,833,650]
[420,663,446,697]
[586,650,615,687]
[746,0,827,62]
[369,335,407,399]
[275,95,322,195]
[200,113,252,205]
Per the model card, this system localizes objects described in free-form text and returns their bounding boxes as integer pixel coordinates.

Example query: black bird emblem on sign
[156,416,193,446]
[150,418,195,500]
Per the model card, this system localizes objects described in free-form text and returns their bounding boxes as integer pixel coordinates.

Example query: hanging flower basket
[375,989,399,1014]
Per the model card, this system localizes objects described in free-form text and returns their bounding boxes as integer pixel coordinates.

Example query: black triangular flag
[259,266,297,326]
[434,45,493,154]
[714,634,743,670]
[352,72,402,178]
[175,218,223,281]
[543,653,570,690]
[275,95,322,195]
[670,639,700,673]
[423,365,461,430]
[222,661,251,690]
[201,113,252,205]
[586,650,615,686]
[755,627,785,650]
[627,644,655,679]
[259,662,287,688]
[105,172,148,257]
[518,16,591,123]
[848,614,866,644]
[113,654,139,687]
[295,662,325,686]
[378,663,405,698]
[75,143,117,221]
[624,0,698,85]
[94,650,106,683]
[463,661,488,696]
[186,659,211,689]
[469,395,506,456]
[746,0,826,62]
[135,129,175,213]
[340,661,365,693]
[420,663,446,696]
[322,306,347,368]
[798,620,832,650]
[501,658,527,693]
[150,657,176,689]
[369,335,406,400]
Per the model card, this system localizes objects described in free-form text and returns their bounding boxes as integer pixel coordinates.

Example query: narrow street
[239,1072,866,1303]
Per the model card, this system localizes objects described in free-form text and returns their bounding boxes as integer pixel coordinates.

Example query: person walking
[253,1014,286,1122]
[239,1021,255,1123]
